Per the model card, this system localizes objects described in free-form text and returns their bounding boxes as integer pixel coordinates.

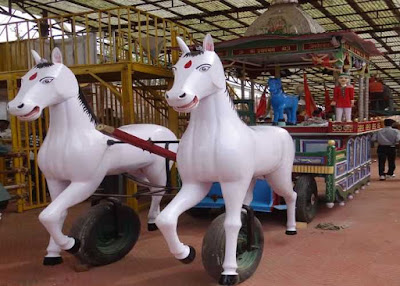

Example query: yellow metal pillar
[121,64,138,211]
[168,28,179,136]
[7,76,24,213]
[122,64,135,124]
[168,28,180,189]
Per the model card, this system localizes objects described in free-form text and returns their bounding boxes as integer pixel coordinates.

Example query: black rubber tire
[186,207,210,217]
[294,175,318,223]
[0,200,8,210]
[69,202,140,266]
[202,212,264,284]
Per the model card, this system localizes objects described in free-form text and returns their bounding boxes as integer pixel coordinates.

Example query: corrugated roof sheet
[0,0,399,102]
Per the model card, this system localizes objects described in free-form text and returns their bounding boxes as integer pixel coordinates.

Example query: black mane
[36,62,54,69]
[78,87,98,124]
[183,50,204,57]
[225,88,235,110]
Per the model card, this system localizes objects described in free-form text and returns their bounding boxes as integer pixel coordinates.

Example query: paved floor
[1,160,400,286]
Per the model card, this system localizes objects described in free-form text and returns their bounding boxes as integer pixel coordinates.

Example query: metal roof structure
[1,0,400,105]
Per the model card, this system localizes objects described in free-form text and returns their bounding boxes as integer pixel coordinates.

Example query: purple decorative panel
[335,161,347,178]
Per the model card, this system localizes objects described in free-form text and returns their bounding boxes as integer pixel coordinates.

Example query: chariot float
[190,0,382,223]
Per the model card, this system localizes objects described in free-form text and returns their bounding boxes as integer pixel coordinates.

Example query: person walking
[372,118,400,180]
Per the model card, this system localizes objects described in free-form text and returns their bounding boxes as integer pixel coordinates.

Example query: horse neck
[189,89,242,128]
[271,89,283,97]
[48,95,95,135]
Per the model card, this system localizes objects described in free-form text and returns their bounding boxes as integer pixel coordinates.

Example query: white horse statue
[7,48,177,265]
[155,34,297,285]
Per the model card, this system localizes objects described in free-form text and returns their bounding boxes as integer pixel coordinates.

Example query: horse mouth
[19,106,40,120]
[174,96,199,112]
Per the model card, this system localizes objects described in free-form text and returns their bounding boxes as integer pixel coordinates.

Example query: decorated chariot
[5,1,385,286]
[190,0,382,224]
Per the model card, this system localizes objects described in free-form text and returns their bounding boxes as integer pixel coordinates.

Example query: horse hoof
[179,246,196,264]
[218,275,239,285]
[147,223,158,231]
[43,256,63,266]
[66,238,81,255]
[285,230,297,235]
[326,202,334,208]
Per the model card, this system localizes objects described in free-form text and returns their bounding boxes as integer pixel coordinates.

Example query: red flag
[256,93,267,118]
[324,85,332,113]
[303,73,316,117]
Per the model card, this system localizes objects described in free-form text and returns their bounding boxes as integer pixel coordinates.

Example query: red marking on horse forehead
[29,72,38,81]
[184,60,192,69]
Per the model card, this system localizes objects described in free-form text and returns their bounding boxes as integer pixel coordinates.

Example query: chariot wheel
[294,175,318,223]
[69,201,140,266]
[202,212,264,284]
[186,207,211,218]
[0,200,8,211]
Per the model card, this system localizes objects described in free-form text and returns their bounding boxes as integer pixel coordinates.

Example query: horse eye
[196,64,211,72]
[40,77,54,84]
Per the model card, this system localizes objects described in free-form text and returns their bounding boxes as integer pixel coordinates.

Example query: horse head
[268,78,283,94]
[165,34,226,113]
[8,48,78,121]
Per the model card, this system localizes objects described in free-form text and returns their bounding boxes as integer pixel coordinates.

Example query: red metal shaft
[96,124,177,161]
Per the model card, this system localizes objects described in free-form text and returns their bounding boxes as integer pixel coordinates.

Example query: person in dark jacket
[372,119,400,180]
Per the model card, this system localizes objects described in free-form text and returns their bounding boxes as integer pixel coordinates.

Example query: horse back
[251,126,295,176]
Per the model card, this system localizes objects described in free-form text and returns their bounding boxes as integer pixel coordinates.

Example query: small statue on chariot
[332,72,355,122]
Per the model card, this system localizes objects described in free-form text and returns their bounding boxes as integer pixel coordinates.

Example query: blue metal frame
[193,179,285,212]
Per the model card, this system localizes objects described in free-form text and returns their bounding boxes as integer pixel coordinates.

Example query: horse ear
[176,37,190,54]
[31,50,42,65]
[51,47,63,64]
[203,34,214,52]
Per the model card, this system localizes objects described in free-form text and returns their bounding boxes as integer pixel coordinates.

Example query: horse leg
[142,162,168,231]
[272,105,279,125]
[265,167,297,234]
[291,106,297,125]
[278,107,285,122]
[219,179,251,285]
[155,182,211,261]
[243,179,256,206]
[286,107,292,125]
[38,177,105,252]
[43,179,70,266]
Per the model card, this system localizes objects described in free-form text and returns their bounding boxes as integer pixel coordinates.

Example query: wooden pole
[358,75,364,122]
[364,75,369,121]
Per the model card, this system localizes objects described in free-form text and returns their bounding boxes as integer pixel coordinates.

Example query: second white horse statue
[155,34,297,285]
[7,48,177,265]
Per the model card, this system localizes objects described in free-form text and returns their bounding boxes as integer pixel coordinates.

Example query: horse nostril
[17,103,24,109]
[179,93,186,98]
[165,94,169,99]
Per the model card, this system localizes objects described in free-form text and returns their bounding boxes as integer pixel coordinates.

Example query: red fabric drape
[303,73,316,117]
[324,86,332,113]
[256,93,267,118]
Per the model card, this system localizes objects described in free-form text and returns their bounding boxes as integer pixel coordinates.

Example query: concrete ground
[0,160,400,286]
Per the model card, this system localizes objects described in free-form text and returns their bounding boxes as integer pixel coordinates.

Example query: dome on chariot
[244,0,325,36]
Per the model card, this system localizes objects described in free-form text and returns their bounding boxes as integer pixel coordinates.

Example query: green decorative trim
[325,143,336,203]
[295,139,301,153]
[295,151,328,157]
[336,176,370,201]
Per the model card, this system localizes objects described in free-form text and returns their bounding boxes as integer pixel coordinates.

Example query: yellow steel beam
[131,63,173,78]
[134,80,166,102]
[0,62,172,81]
[7,76,25,213]
[121,63,138,211]
[87,72,122,101]
[168,27,179,137]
